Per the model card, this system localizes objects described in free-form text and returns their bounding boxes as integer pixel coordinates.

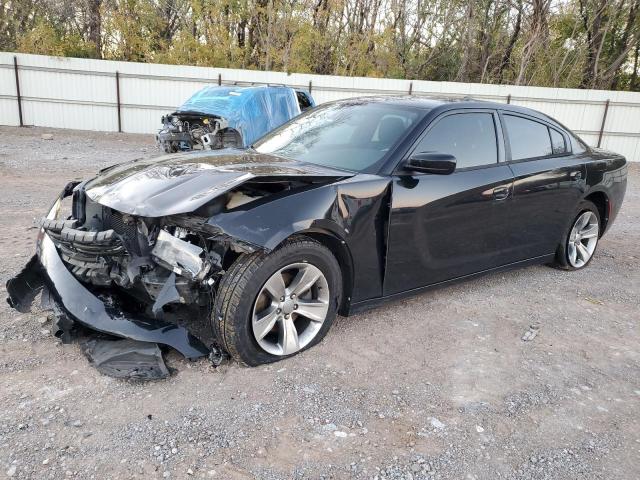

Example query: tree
[6,0,640,91]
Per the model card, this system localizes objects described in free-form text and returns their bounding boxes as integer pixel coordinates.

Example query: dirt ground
[0,126,638,480]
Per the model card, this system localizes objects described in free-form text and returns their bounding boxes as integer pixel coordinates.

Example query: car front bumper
[6,232,210,360]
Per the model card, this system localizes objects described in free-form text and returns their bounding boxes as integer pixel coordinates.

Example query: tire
[553,200,601,270]
[212,236,342,366]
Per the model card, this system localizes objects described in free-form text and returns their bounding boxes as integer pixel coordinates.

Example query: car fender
[206,175,392,303]
[207,183,352,250]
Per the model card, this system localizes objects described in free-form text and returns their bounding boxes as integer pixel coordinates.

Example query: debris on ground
[429,417,446,430]
[82,338,171,380]
[521,324,541,342]
[584,296,604,305]
[208,342,229,367]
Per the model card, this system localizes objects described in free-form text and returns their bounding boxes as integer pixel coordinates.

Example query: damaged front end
[39,201,217,315]
[156,113,242,153]
[6,150,356,375]
[5,182,232,364]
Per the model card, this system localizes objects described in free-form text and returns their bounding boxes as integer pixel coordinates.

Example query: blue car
[156,85,315,152]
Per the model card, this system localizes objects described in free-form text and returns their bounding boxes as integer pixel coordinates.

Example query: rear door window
[503,115,553,160]
[414,112,498,169]
[549,128,567,154]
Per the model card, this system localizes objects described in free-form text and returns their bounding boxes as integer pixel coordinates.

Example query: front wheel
[554,201,601,270]
[212,236,342,366]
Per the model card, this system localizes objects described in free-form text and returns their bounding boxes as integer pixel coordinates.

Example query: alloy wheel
[567,211,599,268]
[251,262,330,356]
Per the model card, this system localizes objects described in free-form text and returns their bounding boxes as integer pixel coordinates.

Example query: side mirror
[406,152,456,175]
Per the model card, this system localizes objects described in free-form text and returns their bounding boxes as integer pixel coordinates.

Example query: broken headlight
[151,229,211,281]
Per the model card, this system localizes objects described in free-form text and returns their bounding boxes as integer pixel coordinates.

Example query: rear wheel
[212,237,341,366]
[554,201,601,270]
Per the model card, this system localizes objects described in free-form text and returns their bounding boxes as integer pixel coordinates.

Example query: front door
[384,110,515,295]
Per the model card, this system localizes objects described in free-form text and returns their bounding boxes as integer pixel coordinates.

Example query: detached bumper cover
[6,233,210,360]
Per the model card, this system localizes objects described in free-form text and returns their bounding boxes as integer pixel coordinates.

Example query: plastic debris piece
[151,272,181,316]
[82,339,170,380]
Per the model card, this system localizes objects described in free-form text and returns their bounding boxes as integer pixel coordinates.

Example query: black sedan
[7,97,628,366]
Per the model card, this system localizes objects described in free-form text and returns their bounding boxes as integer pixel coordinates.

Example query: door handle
[570,171,582,180]
[492,186,510,201]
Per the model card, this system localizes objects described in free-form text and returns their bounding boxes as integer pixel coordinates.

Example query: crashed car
[7,97,627,368]
[156,85,314,152]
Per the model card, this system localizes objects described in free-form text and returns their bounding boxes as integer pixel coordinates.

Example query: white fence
[2,52,640,161]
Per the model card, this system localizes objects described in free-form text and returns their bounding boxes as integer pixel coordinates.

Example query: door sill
[347,253,555,315]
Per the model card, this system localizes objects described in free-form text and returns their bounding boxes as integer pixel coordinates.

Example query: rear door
[384,109,516,295]
[499,112,587,259]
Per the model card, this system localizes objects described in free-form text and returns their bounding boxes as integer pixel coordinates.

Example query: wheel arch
[287,229,354,316]
[583,190,609,235]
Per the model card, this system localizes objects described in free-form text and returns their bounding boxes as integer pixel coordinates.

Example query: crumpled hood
[84,150,353,217]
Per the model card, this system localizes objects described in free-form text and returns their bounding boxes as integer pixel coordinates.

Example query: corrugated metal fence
[2,52,640,161]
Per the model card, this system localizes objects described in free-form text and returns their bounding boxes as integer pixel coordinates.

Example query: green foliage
[4,0,640,91]
[17,22,97,58]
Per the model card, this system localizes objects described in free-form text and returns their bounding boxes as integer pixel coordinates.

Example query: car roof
[193,84,293,95]
[329,95,556,125]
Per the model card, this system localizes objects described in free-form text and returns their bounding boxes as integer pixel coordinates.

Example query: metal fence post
[506,94,511,104]
[409,82,413,95]
[218,73,222,86]
[115,71,122,133]
[309,80,312,94]
[597,99,610,148]
[13,56,23,127]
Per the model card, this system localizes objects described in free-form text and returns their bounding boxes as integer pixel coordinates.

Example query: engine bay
[156,113,242,153]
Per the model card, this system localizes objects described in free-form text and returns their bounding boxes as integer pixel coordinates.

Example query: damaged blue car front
[156,85,315,153]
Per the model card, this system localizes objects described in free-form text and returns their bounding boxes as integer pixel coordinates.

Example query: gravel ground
[0,126,639,480]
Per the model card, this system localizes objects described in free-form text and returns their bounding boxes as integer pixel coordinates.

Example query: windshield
[177,86,246,115]
[253,101,426,172]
